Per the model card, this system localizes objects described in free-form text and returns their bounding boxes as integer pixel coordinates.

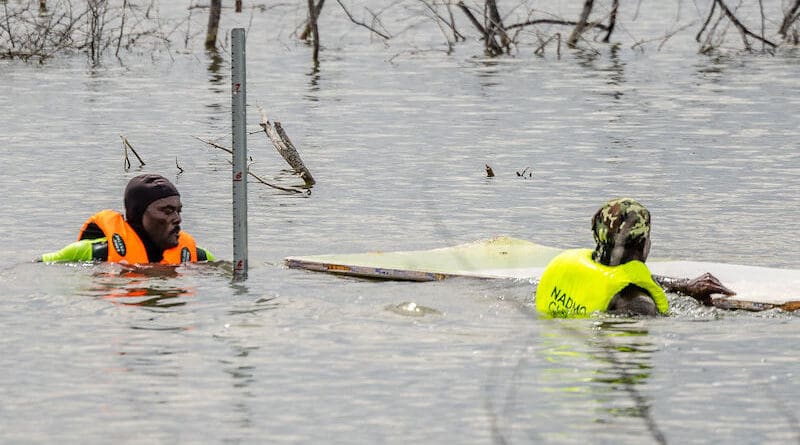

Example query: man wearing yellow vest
[536,198,734,318]
[38,174,214,264]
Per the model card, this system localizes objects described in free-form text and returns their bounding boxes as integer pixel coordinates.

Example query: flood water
[2,1,800,443]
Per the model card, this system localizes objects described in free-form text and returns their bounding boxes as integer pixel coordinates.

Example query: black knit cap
[124,174,180,226]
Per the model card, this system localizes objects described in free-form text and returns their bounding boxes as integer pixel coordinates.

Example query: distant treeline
[1,0,799,63]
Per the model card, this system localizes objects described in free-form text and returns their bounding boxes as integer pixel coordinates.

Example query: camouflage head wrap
[591,198,651,266]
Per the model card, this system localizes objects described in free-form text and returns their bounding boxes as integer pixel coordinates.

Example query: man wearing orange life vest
[38,174,214,264]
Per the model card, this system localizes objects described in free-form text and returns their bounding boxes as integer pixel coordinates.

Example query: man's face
[142,196,182,250]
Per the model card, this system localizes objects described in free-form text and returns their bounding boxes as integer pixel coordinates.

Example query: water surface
[2,1,800,443]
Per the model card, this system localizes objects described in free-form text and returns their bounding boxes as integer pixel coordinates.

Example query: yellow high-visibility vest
[536,249,668,318]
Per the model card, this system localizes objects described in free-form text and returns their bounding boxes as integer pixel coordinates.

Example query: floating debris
[386,301,441,317]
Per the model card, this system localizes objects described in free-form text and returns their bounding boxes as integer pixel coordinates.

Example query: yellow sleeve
[40,238,104,263]
[198,248,216,262]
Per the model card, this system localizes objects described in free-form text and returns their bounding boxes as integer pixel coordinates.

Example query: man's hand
[684,272,736,306]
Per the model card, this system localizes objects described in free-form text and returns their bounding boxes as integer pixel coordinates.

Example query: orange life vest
[78,210,198,265]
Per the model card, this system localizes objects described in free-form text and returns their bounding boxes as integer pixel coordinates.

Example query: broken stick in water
[257,106,316,187]
[120,135,146,171]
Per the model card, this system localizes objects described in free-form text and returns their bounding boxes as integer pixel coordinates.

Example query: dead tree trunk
[602,0,618,42]
[307,0,320,64]
[457,1,503,55]
[485,0,510,51]
[258,107,316,187]
[300,0,325,40]
[205,0,221,49]
[87,0,108,65]
[779,0,800,40]
[567,0,594,48]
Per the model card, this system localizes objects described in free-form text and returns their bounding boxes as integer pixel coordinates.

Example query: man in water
[536,198,734,317]
[38,174,214,264]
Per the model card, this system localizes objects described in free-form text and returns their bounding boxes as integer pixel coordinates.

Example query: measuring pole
[231,28,248,279]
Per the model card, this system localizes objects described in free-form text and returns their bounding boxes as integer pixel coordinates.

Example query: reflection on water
[85,264,193,308]
[306,64,321,101]
[585,321,665,443]
[227,296,281,315]
[206,48,225,86]
[487,318,666,443]
[3,1,800,442]
[544,320,662,437]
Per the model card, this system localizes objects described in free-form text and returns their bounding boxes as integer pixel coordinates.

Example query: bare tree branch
[120,135,146,171]
[334,0,390,40]
[714,0,776,49]
[632,22,695,51]
[696,0,717,42]
[417,0,464,45]
[779,0,800,38]
[506,18,608,32]
[194,136,232,154]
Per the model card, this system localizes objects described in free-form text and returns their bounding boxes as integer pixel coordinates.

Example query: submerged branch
[195,136,307,194]
[194,136,232,154]
[226,159,307,194]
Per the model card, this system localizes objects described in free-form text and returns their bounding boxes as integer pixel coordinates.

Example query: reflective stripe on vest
[535,248,668,318]
[78,210,198,265]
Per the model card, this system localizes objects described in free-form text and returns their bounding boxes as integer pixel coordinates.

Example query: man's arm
[197,247,216,262]
[653,273,736,306]
[607,285,658,316]
[38,238,107,263]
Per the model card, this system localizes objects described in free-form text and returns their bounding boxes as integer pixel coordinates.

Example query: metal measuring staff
[231,28,248,279]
